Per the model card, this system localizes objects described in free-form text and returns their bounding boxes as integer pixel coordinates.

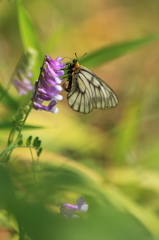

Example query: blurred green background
[1,0,159,239]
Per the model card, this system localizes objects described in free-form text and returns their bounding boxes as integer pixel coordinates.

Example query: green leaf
[17,134,23,146]
[26,136,32,146]
[16,0,43,75]
[81,35,159,68]
[37,140,41,149]
[0,122,44,130]
[17,0,40,51]
[17,200,155,240]
[33,137,39,149]
[37,147,42,157]
[24,125,44,130]
[17,139,23,146]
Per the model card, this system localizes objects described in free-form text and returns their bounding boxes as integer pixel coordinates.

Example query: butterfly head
[72,59,78,64]
[72,59,80,69]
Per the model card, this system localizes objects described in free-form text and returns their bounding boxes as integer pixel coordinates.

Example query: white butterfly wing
[67,66,118,114]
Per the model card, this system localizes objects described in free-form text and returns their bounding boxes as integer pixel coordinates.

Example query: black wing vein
[67,67,118,114]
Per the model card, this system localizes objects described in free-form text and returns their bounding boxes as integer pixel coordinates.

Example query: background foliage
[0,0,159,239]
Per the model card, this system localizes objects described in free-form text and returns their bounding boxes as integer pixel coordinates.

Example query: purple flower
[60,197,89,218]
[12,48,37,95]
[12,78,34,95]
[32,55,65,114]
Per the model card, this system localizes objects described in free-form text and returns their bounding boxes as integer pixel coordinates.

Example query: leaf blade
[81,35,159,68]
[0,122,44,130]
[16,0,43,74]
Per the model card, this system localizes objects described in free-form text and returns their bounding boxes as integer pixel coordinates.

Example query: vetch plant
[0,54,65,164]
[32,55,65,114]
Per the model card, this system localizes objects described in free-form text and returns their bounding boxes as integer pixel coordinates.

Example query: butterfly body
[63,59,118,114]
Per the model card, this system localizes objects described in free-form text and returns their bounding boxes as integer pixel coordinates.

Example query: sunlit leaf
[17,200,155,240]
[17,0,40,51]
[16,0,43,75]
[81,35,158,68]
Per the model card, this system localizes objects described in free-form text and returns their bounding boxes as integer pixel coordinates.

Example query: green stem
[4,101,33,164]
[29,146,36,183]
[16,101,33,143]
[29,146,37,204]
[4,55,45,164]
[7,127,16,146]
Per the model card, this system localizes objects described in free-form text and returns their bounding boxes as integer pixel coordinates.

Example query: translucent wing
[67,66,119,114]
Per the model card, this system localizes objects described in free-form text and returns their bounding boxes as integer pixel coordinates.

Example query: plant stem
[4,101,33,164]
[29,146,36,183]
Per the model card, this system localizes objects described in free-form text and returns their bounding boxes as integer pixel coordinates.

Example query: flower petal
[33,55,65,114]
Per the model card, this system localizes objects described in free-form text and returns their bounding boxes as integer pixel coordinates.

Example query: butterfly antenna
[75,53,78,60]
[75,53,87,61]
[63,56,73,61]
[81,53,87,59]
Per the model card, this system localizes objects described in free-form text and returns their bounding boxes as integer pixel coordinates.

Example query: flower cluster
[12,48,37,95]
[13,78,33,95]
[32,55,65,114]
[60,197,89,218]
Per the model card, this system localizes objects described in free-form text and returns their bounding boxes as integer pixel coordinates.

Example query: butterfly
[63,57,118,114]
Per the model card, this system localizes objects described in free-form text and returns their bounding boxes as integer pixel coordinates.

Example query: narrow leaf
[16,0,43,75]
[0,122,44,130]
[17,0,40,51]
[81,35,159,68]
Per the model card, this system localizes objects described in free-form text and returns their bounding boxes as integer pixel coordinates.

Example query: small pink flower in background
[60,197,89,218]
[13,78,33,95]
[12,48,37,95]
